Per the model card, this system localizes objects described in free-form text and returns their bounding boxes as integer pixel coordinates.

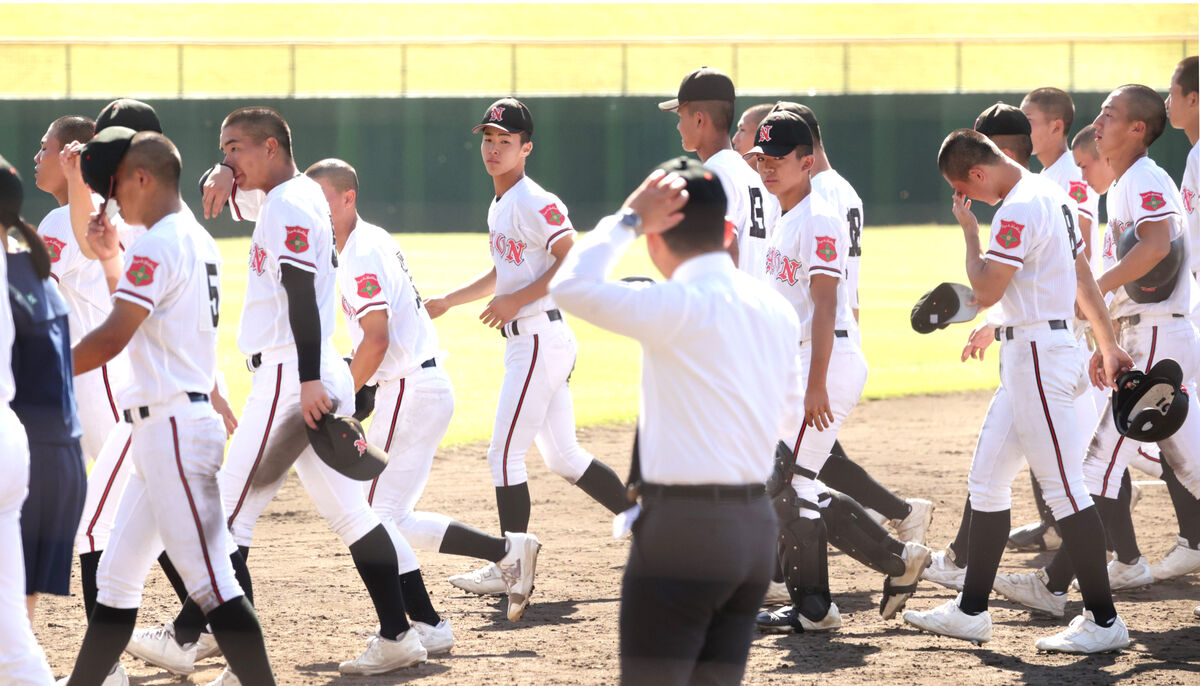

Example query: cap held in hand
[80,126,137,201]
[306,414,388,481]
[910,282,978,333]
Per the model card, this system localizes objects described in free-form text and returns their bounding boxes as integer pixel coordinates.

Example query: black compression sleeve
[279,264,322,383]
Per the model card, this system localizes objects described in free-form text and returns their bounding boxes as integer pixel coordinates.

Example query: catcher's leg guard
[773,487,831,623]
[822,490,906,577]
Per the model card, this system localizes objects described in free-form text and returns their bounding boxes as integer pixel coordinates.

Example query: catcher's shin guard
[823,490,906,577]
[773,487,831,623]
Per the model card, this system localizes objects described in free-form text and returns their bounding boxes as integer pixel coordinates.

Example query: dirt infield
[37,390,1200,685]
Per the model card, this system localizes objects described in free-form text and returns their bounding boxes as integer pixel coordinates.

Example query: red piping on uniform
[545,228,571,248]
[228,364,283,528]
[355,301,388,315]
[986,250,1023,263]
[368,379,404,506]
[171,417,224,606]
[278,255,316,269]
[1101,326,1157,496]
[115,289,154,307]
[83,434,131,552]
[1137,448,1160,463]
[787,423,808,486]
[809,266,842,277]
[101,364,119,423]
[1138,211,1177,223]
[1031,341,1079,513]
[502,334,539,487]
[231,185,244,221]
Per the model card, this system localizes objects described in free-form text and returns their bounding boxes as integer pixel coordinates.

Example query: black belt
[640,483,765,502]
[501,309,562,339]
[994,319,1068,341]
[1116,313,1185,328]
[800,330,848,346]
[420,357,436,369]
[123,392,209,423]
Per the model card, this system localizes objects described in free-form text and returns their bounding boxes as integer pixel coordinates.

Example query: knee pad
[822,491,904,577]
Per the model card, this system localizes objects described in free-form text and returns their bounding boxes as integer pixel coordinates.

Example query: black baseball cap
[306,414,388,481]
[472,97,533,136]
[80,126,136,199]
[974,102,1030,137]
[910,282,979,333]
[96,98,162,134]
[654,156,726,235]
[743,111,814,158]
[0,155,25,228]
[658,67,735,111]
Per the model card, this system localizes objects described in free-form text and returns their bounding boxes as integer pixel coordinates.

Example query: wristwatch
[618,208,643,234]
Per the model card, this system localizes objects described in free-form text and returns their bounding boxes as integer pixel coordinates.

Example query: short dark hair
[741,103,775,131]
[987,133,1033,168]
[49,115,95,147]
[305,158,359,194]
[1024,87,1075,135]
[222,106,293,160]
[1071,124,1099,155]
[1174,56,1198,96]
[654,158,727,256]
[121,132,181,189]
[938,128,1005,181]
[685,100,735,135]
[770,101,822,146]
[1116,84,1168,146]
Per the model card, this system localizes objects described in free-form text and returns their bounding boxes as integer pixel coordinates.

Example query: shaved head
[305,158,359,194]
[50,115,95,147]
[1115,84,1168,146]
[938,128,1006,181]
[122,131,181,189]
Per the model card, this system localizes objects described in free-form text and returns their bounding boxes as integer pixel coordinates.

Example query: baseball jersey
[703,148,776,276]
[0,244,14,406]
[810,169,864,310]
[238,174,338,356]
[1182,142,1199,276]
[984,172,1082,326]
[488,175,575,320]
[39,205,111,343]
[1101,156,1193,318]
[112,211,221,408]
[1041,152,1100,267]
[337,221,439,384]
[764,192,858,341]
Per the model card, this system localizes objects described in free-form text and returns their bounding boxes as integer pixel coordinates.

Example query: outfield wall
[4,93,1190,236]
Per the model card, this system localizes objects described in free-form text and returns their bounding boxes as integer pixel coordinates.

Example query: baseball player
[660,67,775,274]
[306,157,539,640]
[424,98,631,609]
[58,129,276,686]
[0,155,57,685]
[903,128,1130,653]
[732,102,775,164]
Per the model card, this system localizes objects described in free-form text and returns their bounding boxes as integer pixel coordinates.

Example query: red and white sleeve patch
[284,225,311,253]
[44,236,66,263]
[355,273,382,298]
[125,255,159,286]
[1139,191,1165,211]
[815,236,838,262]
[539,203,566,226]
[996,220,1024,249]
[1068,181,1088,204]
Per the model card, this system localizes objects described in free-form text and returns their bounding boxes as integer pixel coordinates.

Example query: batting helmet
[1115,227,1184,304]
[1112,358,1189,442]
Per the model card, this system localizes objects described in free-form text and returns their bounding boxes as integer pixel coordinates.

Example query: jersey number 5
[1061,205,1078,259]
[748,188,767,239]
[205,262,220,328]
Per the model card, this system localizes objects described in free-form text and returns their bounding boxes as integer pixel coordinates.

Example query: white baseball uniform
[95,210,243,614]
[1041,152,1101,273]
[765,191,866,520]
[338,220,456,552]
[810,169,864,313]
[966,172,1095,520]
[0,248,55,684]
[485,175,593,487]
[217,176,419,573]
[1084,156,1200,500]
[703,148,776,276]
[1182,141,1199,279]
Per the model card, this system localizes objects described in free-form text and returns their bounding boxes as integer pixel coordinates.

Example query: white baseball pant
[365,365,455,552]
[487,317,593,487]
[969,325,1093,519]
[1073,337,1164,479]
[74,363,121,463]
[1084,316,1200,499]
[75,421,134,554]
[0,409,54,684]
[96,400,242,613]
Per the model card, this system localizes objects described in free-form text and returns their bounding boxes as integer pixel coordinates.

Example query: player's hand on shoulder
[423,296,450,319]
[86,211,121,261]
[961,321,994,362]
[624,169,688,235]
[951,192,978,233]
[480,294,520,329]
[300,380,333,430]
[804,383,833,431]
[202,164,235,220]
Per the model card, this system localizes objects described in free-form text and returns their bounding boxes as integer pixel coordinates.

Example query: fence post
[177,44,184,98]
[289,44,297,97]
[955,42,962,93]
[621,43,628,96]
[64,44,71,99]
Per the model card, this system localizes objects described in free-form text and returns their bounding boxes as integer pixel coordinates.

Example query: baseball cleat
[204,667,241,686]
[755,603,841,633]
[1035,612,1129,653]
[893,499,934,545]
[124,622,197,675]
[447,562,506,595]
[992,569,1068,618]
[1106,556,1155,590]
[762,580,790,607]
[922,548,967,591]
[499,532,541,621]
[1150,536,1200,581]
[339,629,428,675]
[412,618,456,655]
[57,662,129,686]
[903,595,991,645]
[196,631,221,661]
[881,542,931,620]
[1007,521,1062,551]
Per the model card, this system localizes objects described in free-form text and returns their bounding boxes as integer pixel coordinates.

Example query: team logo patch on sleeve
[284,225,311,253]
[815,236,838,262]
[43,236,65,263]
[539,203,566,226]
[355,273,381,298]
[996,220,1024,249]
[1069,181,1089,203]
[125,255,159,286]
[1139,191,1165,211]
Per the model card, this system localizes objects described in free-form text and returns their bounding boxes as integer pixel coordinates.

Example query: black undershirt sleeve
[279,263,322,383]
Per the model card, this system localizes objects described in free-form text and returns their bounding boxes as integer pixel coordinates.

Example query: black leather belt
[994,319,1068,341]
[501,309,562,339]
[800,330,848,346]
[1116,313,1185,328]
[123,392,209,423]
[641,483,766,502]
[420,357,436,369]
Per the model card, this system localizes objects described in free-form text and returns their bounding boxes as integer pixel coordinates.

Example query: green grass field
[214,226,998,447]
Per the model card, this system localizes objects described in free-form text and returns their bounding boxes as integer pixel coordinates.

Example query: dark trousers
[620,491,776,686]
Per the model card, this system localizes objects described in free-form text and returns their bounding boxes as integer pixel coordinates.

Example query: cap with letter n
[96,98,162,134]
[472,97,533,136]
[658,66,735,111]
[910,282,979,333]
[306,414,389,481]
[974,102,1030,137]
[743,110,814,158]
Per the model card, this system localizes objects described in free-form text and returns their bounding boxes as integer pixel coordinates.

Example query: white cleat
[922,549,966,591]
[58,663,128,686]
[204,667,241,686]
[124,622,197,675]
[196,631,221,661]
[412,618,455,655]
[1107,556,1155,590]
[448,562,507,596]
[756,602,842,633]
[881,542,932,620]
[893,499,934,545]
[992,569,1068,618]
[903,596,992,645]
[1035,611,1130,653]
[499,532,541,621]
[339,629,428,675]
[1150,536,1200,581]
[762,580,790,607]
